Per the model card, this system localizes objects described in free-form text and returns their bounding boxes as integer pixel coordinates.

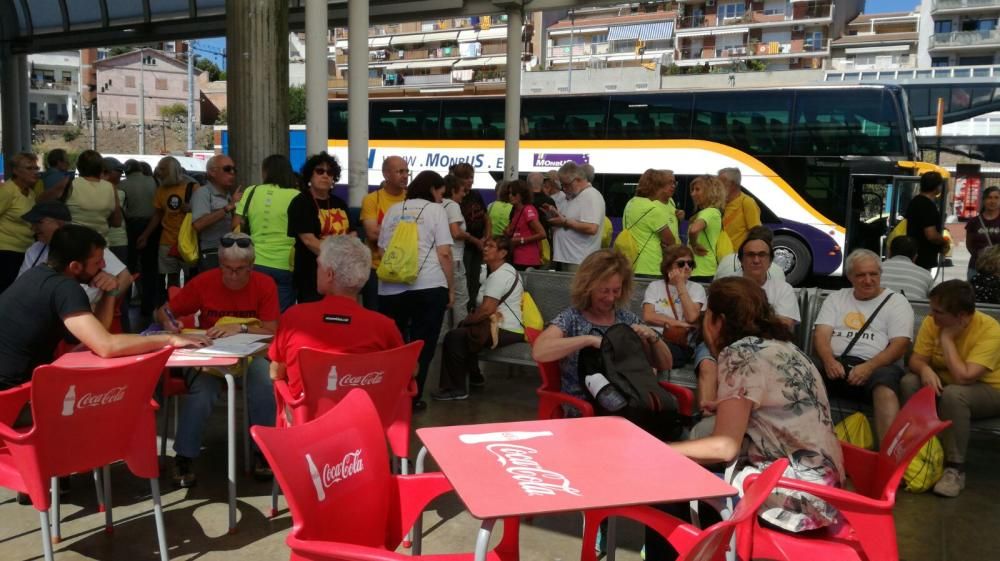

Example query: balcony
[932,0,1000,12]
[675,4,833,33]
[30,80,76,91]
[930,29,1000,49]
[677,38,829,66]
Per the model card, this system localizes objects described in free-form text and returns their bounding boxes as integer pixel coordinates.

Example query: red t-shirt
[268,295,404,396]
[169,269,280,328]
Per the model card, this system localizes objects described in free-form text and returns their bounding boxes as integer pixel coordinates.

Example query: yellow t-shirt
[0,180,39,252]
[914,311,1000,390]
[360,188,406,268]
[65,177,116,237]
[723,192,762,250]
[154,182,196,247]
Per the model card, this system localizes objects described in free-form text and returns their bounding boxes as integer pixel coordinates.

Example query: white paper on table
[175,341,268,357]
[214,333,273,345]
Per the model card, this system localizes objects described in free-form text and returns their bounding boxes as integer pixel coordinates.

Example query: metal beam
[98,0,109,28]
[57,0,70,32]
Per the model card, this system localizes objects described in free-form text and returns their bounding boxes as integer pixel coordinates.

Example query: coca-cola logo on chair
[61,384,127,416]
[305,449,365,502]
[325,366,384,391]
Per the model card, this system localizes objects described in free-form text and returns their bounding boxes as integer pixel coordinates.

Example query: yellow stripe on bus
[327,138,845,234]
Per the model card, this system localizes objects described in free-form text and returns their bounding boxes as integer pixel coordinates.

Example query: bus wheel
[773,235,811,286]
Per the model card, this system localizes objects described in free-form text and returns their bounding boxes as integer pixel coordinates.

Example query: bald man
[360,155,409,309]
[190,154,237,271]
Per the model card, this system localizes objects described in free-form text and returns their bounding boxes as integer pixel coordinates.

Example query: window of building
[805,31,824,51]
[933,20,952,34]
[762,0,785,16]
[931,56,950,67]
[61,71,73,83]
[126,103,137,115]
[125,75,136,88]
[155,78,167,90]
[718,3,746,20]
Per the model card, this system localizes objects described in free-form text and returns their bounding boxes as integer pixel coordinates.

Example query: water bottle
[326,366,338,391]
[305,453,326,501]
[585,373,627,412]
[62,385,76,417]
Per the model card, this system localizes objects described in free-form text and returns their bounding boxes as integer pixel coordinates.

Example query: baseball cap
[21,201,72,224]
[102,157,125,173]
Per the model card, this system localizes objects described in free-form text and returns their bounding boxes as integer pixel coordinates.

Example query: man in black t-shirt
[905,172,949,270]
[0,224,205,391]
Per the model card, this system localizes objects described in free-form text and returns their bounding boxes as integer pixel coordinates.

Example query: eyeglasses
[674,260,695,269]
[743,251,770,260]
[221,165,236,173]
[314,167,336,177]
[220,236,253,248]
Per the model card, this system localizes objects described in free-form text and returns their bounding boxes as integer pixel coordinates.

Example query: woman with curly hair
[686,174,727,281]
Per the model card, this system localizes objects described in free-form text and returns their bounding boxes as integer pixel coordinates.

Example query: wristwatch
[240,324,249,334]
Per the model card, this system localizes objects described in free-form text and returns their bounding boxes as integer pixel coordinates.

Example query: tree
[288,86,306,125]
[195,57,226,81]
[159,103,187,122]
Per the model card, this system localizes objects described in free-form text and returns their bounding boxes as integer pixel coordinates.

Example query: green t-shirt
[235,184,299,271]
[691,207,722,278]
[488,201,512,236]
[623,196,673,276]
[664,199,679,244]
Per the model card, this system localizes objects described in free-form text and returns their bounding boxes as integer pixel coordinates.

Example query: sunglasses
[314,167,336,177]
[674,260,695,269]
[221,165,236,173]
[220,236,253,248]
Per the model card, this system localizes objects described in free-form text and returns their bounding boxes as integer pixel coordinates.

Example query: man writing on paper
[154,232,280,487]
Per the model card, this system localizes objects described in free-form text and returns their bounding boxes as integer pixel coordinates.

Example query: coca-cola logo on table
[459,430,581,498]
[79,386,127,409]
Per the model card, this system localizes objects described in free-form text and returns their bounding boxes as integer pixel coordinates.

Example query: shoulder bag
[837,292,894,369]
[461,271,520,351]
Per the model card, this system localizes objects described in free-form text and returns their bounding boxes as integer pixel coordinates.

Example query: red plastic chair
[527,330,695,420]
[580,459,789,561]
[739,386,951,561]
[0,347,173,561]
[270,341,423,517]
[159,286,196,458]
[251,389,521,561]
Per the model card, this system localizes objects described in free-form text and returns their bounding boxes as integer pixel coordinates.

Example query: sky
[189,0,919,69]
[861,0,921,12]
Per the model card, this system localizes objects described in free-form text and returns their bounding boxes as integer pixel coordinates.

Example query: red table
[55,348,247,532]
[416,416,736,560]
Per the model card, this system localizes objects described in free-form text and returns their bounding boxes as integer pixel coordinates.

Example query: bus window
[372,100,441,140]
[595,174,639,218]
[608,94,693,140]
[441,99,506,140]
[692,92,792,155]
[329,104,348,139]
[792,89,903,156]
[521,96,607,140]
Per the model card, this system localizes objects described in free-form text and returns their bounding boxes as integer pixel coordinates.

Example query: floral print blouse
[717,336,845,532]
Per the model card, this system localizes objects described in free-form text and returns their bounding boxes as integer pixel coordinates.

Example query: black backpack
[577,323,683,442]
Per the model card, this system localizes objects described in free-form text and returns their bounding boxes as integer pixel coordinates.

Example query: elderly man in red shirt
[269,235,403,398]
[155,232,280,487]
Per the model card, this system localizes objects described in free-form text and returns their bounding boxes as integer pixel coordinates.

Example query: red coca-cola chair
[270,341,423,517]
[580,459,789,561]
[252,389,521,561]
[527,329,694,420]
[0,347,173,561]
[738,386,950,561]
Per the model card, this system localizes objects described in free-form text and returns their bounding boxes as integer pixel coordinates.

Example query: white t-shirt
[642,279,707,334]
[377,199,454,296]
[478,262,523,334]
[552,190,567,211]
[441,198,465,262]
[714,253,786,282]
[19,241,127,305]
[552,185,605,265]
[759,275,800,323]
[815,287,913,361]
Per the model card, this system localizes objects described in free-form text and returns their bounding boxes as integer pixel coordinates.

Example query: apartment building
[544,3,677,70]
[27,51,80,125]
[93,49,206,123]
[331,15,532,91]
[830,10,920,71]
[918,0,1000,66]
[673,0,862,70]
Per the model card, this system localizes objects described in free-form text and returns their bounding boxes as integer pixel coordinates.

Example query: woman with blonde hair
[686,174,726,281]
[532,249,671,409]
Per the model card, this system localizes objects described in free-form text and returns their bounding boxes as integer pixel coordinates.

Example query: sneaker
[172,455,197,488]
[253,454,273,482]
[430,389,470,401]
[933,467,965,498]
[469,370,486,388]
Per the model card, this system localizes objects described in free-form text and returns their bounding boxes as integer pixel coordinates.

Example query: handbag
[461,271,520,351]
[662,286,691,349]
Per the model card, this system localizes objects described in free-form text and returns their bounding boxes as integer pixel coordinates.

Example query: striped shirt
[880,256,933,300]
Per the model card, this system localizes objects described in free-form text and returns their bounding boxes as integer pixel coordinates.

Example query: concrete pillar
[1,49,29,172]
[305,0,329,156]
[503,7,524,180]
[347,0,369,208]
[226,0,290,187]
